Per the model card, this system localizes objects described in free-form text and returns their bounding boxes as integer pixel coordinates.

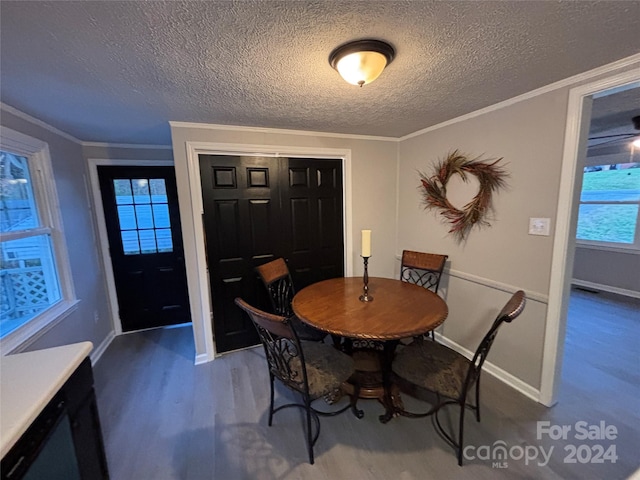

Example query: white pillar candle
[361,229,371,257]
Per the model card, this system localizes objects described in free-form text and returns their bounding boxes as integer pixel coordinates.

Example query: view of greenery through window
[577,162,640,245]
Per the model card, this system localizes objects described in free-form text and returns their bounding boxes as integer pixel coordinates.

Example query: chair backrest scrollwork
[234,297,308,394]
[256,258,296,317]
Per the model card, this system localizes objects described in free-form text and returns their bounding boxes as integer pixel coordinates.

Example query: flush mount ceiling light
[329,39,395,87]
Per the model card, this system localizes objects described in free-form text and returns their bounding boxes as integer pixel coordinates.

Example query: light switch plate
[529,217,551,236]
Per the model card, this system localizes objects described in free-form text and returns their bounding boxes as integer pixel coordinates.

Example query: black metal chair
[255,258,327,342]
[234,297,362,464]
[391,290,526,465]
[400,250,448,340]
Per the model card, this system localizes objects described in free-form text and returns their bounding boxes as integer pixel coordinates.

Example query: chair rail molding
[446,268,548,304]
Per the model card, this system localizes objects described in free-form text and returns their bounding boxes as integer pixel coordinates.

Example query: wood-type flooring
[93,288,640,479]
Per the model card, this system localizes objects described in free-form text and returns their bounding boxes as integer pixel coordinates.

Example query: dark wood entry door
[199,155,344,353]
[98,166,191,332]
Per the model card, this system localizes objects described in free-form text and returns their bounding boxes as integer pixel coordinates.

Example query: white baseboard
[572,279,640,299]
[90,330,115,366]
[434,332,542,404]
[194,352,212,365]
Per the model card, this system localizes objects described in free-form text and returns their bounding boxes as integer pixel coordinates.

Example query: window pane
[138,229,157,254]
[117,205,137,230]
[135,204,154,229]
[0,151,39,232]
[132,179,151,204]
[155,229,173,253]
[149,179,167,203]
[576,204,638,243]
[0,235,61,337]
[152,204,170,228]
[114,179,133,205]
[121,230,140,255]
[581,164,640,202]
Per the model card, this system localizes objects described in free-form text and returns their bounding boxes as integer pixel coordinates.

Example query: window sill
[1,299,81,355]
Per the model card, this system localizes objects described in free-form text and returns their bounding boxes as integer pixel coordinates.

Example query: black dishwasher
[1,358,109,480]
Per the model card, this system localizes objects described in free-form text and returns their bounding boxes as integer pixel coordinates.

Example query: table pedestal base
[335,347,404,422]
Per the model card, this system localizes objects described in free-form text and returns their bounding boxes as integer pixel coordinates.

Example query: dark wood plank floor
[93,289,640,479]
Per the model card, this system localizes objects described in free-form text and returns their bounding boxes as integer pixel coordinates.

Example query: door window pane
[152,204,170,228]
[132,179,151,204]
[138,229,157,254]
[155,229,173,252]
[135,204,154,229]
[121,230,140,255]
[116,205,137,230]
[112,177,173,254]
[150,179,167,203]
[114,179,133,205]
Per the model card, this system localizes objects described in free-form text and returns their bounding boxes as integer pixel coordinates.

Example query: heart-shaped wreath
[419,150,508,242]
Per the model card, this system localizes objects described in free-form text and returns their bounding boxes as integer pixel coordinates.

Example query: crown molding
[81,141,173,150]
[0,103,172,150]
[400,53,640,142]
[168,121,399,143]
[1,102,81,144]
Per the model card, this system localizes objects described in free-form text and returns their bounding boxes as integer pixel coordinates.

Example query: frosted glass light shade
[335,51,389,86]
[329,39,395,87]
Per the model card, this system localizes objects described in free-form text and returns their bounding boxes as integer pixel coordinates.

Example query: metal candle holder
[359,256,374,302]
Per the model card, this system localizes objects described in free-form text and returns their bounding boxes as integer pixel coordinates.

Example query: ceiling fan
[588,115,640,148]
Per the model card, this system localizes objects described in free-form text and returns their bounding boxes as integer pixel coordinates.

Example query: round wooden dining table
[292,276,448,422]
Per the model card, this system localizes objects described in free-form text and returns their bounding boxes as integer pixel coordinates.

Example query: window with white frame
[0,127,76,351]
[576,162,640,249]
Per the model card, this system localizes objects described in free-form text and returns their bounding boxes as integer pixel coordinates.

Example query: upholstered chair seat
[391,290,526,466]
[283,340,355,398]
[393,341,471,399]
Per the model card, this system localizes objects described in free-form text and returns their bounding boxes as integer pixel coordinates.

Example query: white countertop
[0,341,93,458]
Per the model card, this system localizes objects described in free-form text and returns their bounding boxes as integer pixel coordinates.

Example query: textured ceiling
[1,1,640,145]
